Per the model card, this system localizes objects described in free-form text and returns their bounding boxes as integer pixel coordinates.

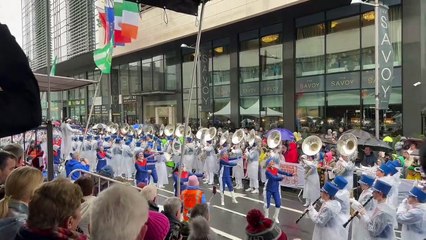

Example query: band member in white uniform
[396,186,426,240]
[155,142,169,188]
[301,155,320,207]
[183,137,195,171]
[203,140,216,185]
[122,140,133,179]
[231,144,244,190]
[111,138,123,177]
[332,176,350,240]
[245,143,260,193]
[61,119,80,160]
[332,155,355,191]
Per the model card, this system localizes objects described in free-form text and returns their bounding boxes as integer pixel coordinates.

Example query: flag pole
[177,1,208,198]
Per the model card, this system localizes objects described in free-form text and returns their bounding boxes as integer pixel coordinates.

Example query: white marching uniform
[303,160,321,204]
[155,152,169,188]
[396,199,426,240]
[60,122,79,160]
[110,143,123,177]
[334,188,350,240]
[89,139,98,171]
[121,144,133,178]
[350,188,375,240]
[204,144,217,185]
[308,199,347,240]
[183,143,195,170]
[361,202,396,240]
[333,158,355,191]
[81,139,91,160]
[247,148,260,190]
[231,147,244,189]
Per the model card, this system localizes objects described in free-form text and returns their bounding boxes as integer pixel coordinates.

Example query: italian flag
[121,1,139,39]
[114,0,131,45]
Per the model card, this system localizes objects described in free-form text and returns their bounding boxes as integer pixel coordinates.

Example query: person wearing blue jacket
[65,152,90,181]
[172,163,203,196]
[135,151,151,185]
[219,148,238,206]
[144,147,158,184]
[263,156,292,223]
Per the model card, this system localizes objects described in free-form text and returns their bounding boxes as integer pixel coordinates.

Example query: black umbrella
[343,129,393,152]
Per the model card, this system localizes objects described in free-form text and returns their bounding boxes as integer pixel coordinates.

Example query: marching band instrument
[247,129,256,147]
[343,195,374,228]
[164,124,175,137]
[107,123,119,135]
[159,124,165,136]
[175,124,191,138]
[267,129,281,149]
[295,197,321,223]
[204,127,217,143]
[196,128,208,140]
[232,129,245,145]
[172,139,182,155]
[120,123,130,136]
[302,135,323,156]
[144,124,154,135]
[336,133,358,156]
[219,131,229,146]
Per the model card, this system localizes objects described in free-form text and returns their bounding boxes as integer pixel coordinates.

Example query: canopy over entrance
[34,73,97,92]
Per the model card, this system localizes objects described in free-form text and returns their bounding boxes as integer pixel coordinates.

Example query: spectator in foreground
[141,210,170,240]
[181,175,206,221]
[65,152,90,181]
[0,151,17,184]
[140,184,159,212]
[245,209,287,240]
[15,178,86,240]
[93,165,114,196]
[2,143,24,168]
[162,197,184,240]
[91,184,149,240]
[188,216,215,240]
[0,167,43,240]
[189,203,210,221]
[74,176,95,236]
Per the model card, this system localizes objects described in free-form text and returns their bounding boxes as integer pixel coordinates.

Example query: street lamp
[180,43,195,49]
[351,0,386,139]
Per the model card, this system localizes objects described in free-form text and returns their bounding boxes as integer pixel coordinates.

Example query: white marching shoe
[245,187,253,192]
[251,188,259,194]
[234,184,243,190]
[220,193,225,206]
[303,200,310,207]
[263,206,269,218]
[231,191,238,203]
[273,208,280,223]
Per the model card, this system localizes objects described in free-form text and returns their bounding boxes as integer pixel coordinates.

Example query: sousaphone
[302,135,323,156]
[158,124,165,136]
[164,124,175,137]
[232,129,245,145]
[220,130,229,146]
[203,127,217,143]
[196,128,209,140]
[247,129,256,147]
[175,124,191,138]
[267,129,281,149]
[336,133,358,156]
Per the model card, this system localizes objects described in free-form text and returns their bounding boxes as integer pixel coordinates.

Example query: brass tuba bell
[302,135,323,156]
[336,133,358,156]
[164,124,175,137]
[232,129,245,145]
[267,129,282,149]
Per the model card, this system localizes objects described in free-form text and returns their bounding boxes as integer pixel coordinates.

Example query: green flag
[50,56,57,76]
[93,39,114,74]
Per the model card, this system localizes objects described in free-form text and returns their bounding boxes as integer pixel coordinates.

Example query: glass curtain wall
[182,51,199,129]
[295,5,402,135]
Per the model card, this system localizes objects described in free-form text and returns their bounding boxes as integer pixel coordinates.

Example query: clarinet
[343,195,374,228]
[295,197,321,224]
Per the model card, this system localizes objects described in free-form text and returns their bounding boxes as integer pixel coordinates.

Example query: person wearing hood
[331,176,350,239]
[65,152,90,181]
[0,167,43,240]
[301,155,320,207]
[284,141,299,163]
[111,138,123,177]
[180,175,206,221]
[74,176,96,237]
[155,143,169,189]
[245,143,260,194]
[203,140,216,185]
[359,180,396,240]
[121,140,134,179]
[263,156,293,223]
[396,186,426,240]
[349,174,376,240]
[307,182,346,240]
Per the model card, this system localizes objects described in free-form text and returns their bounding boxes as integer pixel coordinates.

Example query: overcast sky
[0,1,22,47]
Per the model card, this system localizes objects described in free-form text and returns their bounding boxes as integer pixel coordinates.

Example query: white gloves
[350,198,362,211]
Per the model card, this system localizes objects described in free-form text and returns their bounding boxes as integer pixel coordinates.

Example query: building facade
[27,0,426,137]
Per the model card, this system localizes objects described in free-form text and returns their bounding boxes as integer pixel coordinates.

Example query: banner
[279,162,305,189]
[378,6,394,109]
[200,50,212,112]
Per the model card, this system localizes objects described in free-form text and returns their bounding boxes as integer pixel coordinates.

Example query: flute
[295,197,321,224]
[343,195,374,228]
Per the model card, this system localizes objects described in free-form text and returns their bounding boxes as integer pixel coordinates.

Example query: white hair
[163,197,182,216]
[140,184,157,202]
[188,216,216,240]
[90,184,149,240]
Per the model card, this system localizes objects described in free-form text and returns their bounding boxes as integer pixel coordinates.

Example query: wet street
[156,178,314,240]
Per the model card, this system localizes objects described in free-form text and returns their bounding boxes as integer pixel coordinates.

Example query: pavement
[155,178,315,240]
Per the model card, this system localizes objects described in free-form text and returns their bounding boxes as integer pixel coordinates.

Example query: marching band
[1,119,426,240]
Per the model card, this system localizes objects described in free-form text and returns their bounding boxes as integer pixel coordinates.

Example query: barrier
[279,162,305,189]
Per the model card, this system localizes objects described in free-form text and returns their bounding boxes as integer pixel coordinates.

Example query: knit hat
[245,209,287,240]
[144,210,170,240]
[188,175,199,187]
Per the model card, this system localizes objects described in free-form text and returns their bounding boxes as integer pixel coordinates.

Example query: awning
[34,73,97,92]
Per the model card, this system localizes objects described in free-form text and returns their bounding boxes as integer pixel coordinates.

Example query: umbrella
[267,128,294,141]
[343,129,392,152]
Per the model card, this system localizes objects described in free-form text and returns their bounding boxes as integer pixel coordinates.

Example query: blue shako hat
[186,137,192,143]
[125,140,132,146]
[94,135,100,140]
[114,138,121,144]
[390,160,401,168]
[78,136,83,141]
[372,180,392,196]
[111,134,117,140]
[332,176,348,190]
[86,135,92,140]
[321,182,339,197]
[104,136,111,142]
[378,164,392,175]
[385,161,398,175]
[409,187,426,203]
[72,136,78,141]
[136,142,142,147]
[358,174,375,187]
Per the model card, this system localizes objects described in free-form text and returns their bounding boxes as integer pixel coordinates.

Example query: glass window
[261,95,283,130]
[153,55,164,91]
[389,6,402,66]
[183,91,198,129]
[296,24,325,77]
[182,53,195,89]
[142,58,153,91]
[296,92,325,133]
[240,96,259,129]
[165,51,178,90]
[129,61,141,93]
[326,16,360,73]
[261,33,282,81]
[361,11,375,70]
[239,37,259,83]
[213,98,230,127]
[326,90,361,129]
[213,41,230,85]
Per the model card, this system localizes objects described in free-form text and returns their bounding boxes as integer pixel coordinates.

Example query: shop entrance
[144,100,177,125]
